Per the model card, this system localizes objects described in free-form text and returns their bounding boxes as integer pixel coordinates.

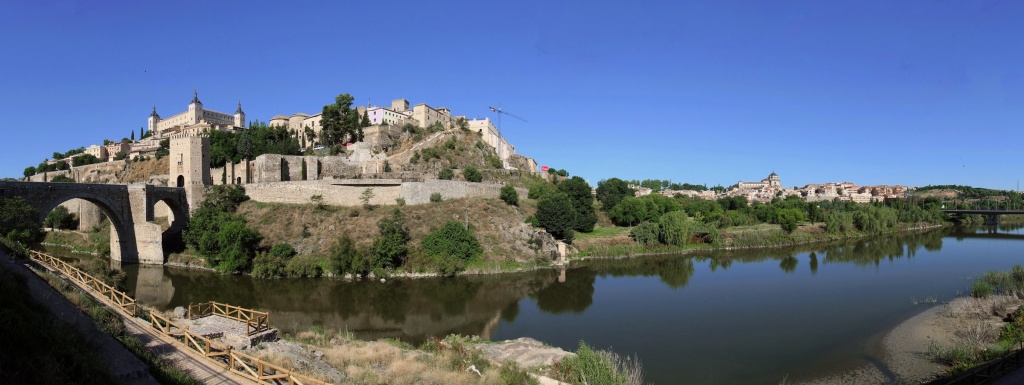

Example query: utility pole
[488,105,527,168]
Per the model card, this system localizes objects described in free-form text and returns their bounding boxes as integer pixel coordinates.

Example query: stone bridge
[0,181,189,264]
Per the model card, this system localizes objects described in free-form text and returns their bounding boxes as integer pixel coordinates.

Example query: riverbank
[801,294,1023,385]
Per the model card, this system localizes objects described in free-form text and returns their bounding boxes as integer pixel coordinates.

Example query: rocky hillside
[236,196,559,265]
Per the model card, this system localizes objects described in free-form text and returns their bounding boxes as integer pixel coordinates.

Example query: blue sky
[1,1,1022,189]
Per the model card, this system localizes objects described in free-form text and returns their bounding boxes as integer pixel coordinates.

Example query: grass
[552,341,645,385]
[573,225,630,240]
[0,261,115,384]
[37,269,199,385]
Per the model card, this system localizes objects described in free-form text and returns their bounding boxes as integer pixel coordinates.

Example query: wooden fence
[150,311,329,385]
[188,301,270,336]
[29,250,138,317]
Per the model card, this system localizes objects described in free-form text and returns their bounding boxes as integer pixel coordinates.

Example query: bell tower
[234,100,246,128]
[147,105,161,136]
[187,89,203,125]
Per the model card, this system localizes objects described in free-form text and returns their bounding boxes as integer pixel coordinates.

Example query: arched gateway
[0,181,189,265]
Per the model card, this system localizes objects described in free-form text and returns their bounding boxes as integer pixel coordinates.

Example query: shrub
[629,221,660,245]
[44,205,78,230]
[463,166,482,182]
[528,182,555,199]
[328,234,361,275]
[270,243,297,260]
[500,184,519,206]
[421,221,483,276]
[525,215,540,228]
[609,197,647,226]
[368,208,410,272]
[554,341,643,385]
[972,280,993,298]
[395,197,406,206]
[438,168,454,180]
[445,138,456,149]
[430,192,443,202]
[487,154,503,169]
[777,208,804,234]
[658,211,697,247]
[251,251,287,278]
[285,254,324,277]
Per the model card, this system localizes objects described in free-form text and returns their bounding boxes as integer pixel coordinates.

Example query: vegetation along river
[69,224,1024,384]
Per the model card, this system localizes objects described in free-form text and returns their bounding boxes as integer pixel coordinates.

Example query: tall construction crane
[488,105,527,167]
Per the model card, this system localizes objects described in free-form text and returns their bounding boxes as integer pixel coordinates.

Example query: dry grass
[238,196,552,263]
[259,329,503,385]
[119,157,169,183]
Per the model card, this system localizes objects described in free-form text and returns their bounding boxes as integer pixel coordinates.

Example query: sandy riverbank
[801,295,1017,385]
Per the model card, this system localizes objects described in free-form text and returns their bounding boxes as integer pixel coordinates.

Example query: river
[63,224,1024,384]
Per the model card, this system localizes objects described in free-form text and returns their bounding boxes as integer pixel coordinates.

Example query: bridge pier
[985,214,1001,226]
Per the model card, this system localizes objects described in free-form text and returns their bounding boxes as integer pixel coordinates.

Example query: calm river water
[96,225,1024,384]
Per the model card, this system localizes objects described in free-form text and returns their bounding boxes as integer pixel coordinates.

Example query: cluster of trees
[44,206,78,230]
[592,177,948,249]
[209,121,301,168]
[0,197,44,246]
[531,176,597,242]
[625,179,723,192]
[251,208,484,278]
[182,185,262,273]
[25,159,70,177]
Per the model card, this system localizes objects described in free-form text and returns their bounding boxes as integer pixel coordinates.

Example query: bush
[44,205,78,230]
[328,234,361,275]
[972,280,993,298]
[525,215,540,228]
[430,192,443,202]
[554,341,643,385]
[463,166,482,182]
[367,208,410,272]
[500,184,519,206]
[438,168,454,180]
[421,221,484,276]
[285,254,324,277]
[395,197,406,206]
[658,211,698,247]
[777,208,804,234]
[251,251,287,278]
[629,222,660,245]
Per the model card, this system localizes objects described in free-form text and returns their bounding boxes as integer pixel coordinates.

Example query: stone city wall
[243,179,527,207]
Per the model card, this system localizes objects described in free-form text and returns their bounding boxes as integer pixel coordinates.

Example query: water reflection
[85,225,1013,348]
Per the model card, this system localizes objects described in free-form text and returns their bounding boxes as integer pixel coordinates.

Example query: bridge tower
[170,135,211,211]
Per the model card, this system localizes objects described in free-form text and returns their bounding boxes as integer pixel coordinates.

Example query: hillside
[237,196,559,267]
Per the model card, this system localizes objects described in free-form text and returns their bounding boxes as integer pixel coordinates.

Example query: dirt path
[3,251,248,385]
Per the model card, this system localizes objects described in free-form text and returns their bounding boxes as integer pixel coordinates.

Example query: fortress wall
[244,179,525,207]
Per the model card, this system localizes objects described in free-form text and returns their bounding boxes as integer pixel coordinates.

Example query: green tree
[49,175,74,183]
[536,192,576,242]
[777,208,804,233]
[500,184,519,206]
[595,178,633,212]
[609,196,647,226]
[328,234,361,275]
[438,168,454,180]
[44,206,78,230]
[558,176,597,232]
[0,197,43,246]
[320,93,361,145]
[658,211,699,247]
[236,129,255,162]
[629,221,660,245]
[421,221,484,276]
[368,208,410,272]
[463,166,482,182]
[22,166,36,178]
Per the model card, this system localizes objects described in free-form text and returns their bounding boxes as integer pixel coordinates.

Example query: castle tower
[147,106,161,136]
[234,100,246,128]
[187,89,204,125]
[170,135,211,211]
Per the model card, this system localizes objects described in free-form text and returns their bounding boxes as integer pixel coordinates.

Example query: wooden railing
[29,250,138,317]
[150,311,329,385]
[189,301,270,336]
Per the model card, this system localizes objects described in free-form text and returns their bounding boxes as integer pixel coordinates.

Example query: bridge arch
[0,181,189,265]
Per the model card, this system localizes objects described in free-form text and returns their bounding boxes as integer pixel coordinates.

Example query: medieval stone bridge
[0,181,189,264]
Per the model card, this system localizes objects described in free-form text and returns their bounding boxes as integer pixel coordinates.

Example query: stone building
[732,172,782,191]
[467,117,515,163]
[149,91,245,138]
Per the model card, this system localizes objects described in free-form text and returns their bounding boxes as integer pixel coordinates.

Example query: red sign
[541,166,549,173]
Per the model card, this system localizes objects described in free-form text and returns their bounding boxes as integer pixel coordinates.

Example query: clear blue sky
[2,1,1022,190]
